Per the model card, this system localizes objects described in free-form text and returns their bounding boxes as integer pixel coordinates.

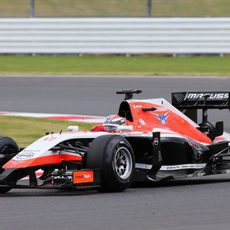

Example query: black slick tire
[87,135,135,192]
[0,136,19,194]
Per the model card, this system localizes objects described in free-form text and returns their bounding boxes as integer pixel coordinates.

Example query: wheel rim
[113,146,133,180]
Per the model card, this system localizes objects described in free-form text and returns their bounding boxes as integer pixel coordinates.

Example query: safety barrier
[0,18,230,54]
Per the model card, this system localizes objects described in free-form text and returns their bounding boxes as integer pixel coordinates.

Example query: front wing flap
[0,169,101,190]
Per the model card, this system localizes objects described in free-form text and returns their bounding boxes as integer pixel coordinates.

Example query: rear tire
[87,135,135,192]
[199,122,216,140]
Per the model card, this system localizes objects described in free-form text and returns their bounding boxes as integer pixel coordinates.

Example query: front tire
[87,135,135,192]
[0,136,19,168]
[0,136,19,194]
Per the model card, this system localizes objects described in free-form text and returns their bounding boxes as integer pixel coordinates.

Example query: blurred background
[0,0,230,18]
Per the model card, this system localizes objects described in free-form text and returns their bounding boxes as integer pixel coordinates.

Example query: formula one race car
[0,90,230,193]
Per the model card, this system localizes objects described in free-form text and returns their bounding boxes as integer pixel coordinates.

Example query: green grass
[0,116,92,146]
[0,0,229,17]
[0,55,230,76]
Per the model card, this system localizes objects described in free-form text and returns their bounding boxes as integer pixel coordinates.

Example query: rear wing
[172,92,230,110]
[172,92,230,123]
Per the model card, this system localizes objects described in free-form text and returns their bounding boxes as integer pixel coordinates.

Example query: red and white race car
[0,90,230,193]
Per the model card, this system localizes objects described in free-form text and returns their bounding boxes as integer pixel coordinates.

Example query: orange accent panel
[73,171,94,184]
[128,101,212,144]
[3,154,82,169]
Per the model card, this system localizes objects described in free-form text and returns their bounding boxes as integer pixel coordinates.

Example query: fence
[0,18,230,54]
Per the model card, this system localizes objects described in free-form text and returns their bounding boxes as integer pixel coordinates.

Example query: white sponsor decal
[139,119,146,125]
[160,164,207,171]
[15,151,36,160]
[135,163,206,171]
[133,105,142,109]
[84,174,91,179]
[185,93,229,101]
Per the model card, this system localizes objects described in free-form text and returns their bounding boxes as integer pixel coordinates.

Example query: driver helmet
[104,115,126,132]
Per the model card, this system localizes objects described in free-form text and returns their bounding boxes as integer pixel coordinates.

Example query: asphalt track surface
[0,76,229,130]
[0,76,230,230]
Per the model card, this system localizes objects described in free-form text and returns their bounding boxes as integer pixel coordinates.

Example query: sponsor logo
[160,164,206,171]
[185,92,229,101]
[16,151,35,160]
[154,112,169,125]
[73,171,94,184]
[133,105,142,109]
[139,119,146,125]
[135,163,207,170]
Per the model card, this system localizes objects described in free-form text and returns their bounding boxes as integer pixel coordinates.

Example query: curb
[0,111,106,123]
